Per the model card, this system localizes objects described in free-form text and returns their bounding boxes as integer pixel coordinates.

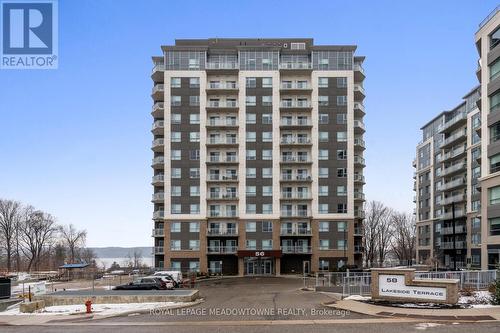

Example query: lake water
[95,257,153,269]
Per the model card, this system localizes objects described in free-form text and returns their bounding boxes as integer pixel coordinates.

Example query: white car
[154,271,183,284]
[144,275,174,289]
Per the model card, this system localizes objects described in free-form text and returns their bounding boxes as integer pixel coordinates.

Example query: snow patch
[415,323,444,330]
[344,295,371,301]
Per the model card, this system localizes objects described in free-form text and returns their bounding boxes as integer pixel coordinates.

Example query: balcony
[354,138,366,150]
[440,241,466,250]
[280,174,312,182]
[354,84,365,100]
[154,246,164,254]
[206,137,238,147]
[151,63,165,82]
[280,228,312,236]
[439,178,466,191]
[151,156,165,168]
[354,155,366,167]
[441,193,465,205]
[280,209,310,218]
[354,63,365,82]
[354,245,363,253]
[354,227,363,236]
[153,210,164,220]
[441,209,466,220]
[354,192,365,201]
[151,102,164,117]
[152,228,164,237]
[281,245,312,254]
[438,112,467,134]
[280,119,312,128]
[354,210,365,219]
[279,62,312,73]
[207,193,239,201]
[207,228,238,236]
[280,82,312,94]
[280,137,312,146]
[209,211,238,218]
[441,225,467,235]
[280,100,312,109]
[280,192,312,200]
[441,130,467,149]
[152,174,164,185]
[207,175,239,182]
[207,156,239,164]
[441,146,466,162]
[206,62,239,74]
[152,192,165,203]
[206,82,239,94]
[207,101,239,110]
[441,162,466,177]
[207,119,238,128]
[280,156,312,164]
[152,138,164,152]
[354,174,365,184]
[354,120,365,133]
[152,120,164,135]
[151,84,164,100]
[354,102,365,116]
[207,246,238,254]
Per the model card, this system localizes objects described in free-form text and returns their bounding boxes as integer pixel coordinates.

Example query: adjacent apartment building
[150,38,366,275]
[415,7,500,270]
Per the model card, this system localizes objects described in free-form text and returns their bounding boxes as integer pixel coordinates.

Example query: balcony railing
[152,193,165,201]
[354,63,365,75]
[439,178,465,191]
[441,162,466,177]
[354,210,365,219]
[152,138,164,148]
[441,193,465,205]
[280,228,311,236]
[354,192,365,200]
[153,210,165,219]
[439,112,466,133]
[152,64,165,73]
[442,130,467,147]
[280,100,311,108]
[152,120,164,131]
[208,175,238,181]
[279,62,312,70]
[354,102,365,112]
[280,174,312,181]
[440,241,466,249]
[354,84,365,95]
[208,82,238,89]
[280,82,311,89]
[206,62,239,70]
[152,84,164,94]
[354,138,366,148]
[208,156,239,163]
[152,156,165,166]
[280,209,310,217]
[208,119,238,127]
[208,193,239,199]
[208,101,238,108]
[281,245,312,254]
[354,120,365,131]
[209,211,238,218]
[441,146,466,161]
[154,246,164,254]
[152,228,164,237]
[152,102,164,112]
[207,228,238,236]
[354,155,366,166]
[280,119,310,126]
[208,138,238,145]
[207,246,238,254]
[441,225,466,235]
[280,137,311,144]
[441,209,465,220]
[281,156,311,163]
[354,174,365,183]
[152,174,165,183]
[281,192,312,199]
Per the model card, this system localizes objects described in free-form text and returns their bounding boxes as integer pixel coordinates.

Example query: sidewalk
[328,299,500,321]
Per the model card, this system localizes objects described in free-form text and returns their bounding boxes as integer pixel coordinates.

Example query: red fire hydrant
[85,300,92,314]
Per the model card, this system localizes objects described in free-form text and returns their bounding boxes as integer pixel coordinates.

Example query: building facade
[415,7,500,270]
[151,38,365,275]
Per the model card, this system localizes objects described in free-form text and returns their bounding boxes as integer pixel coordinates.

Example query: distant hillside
[89,247,152,258]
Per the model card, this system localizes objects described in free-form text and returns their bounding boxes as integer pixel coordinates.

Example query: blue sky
[0,0,497,247]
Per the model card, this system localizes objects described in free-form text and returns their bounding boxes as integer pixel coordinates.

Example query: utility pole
[452,201,457,270]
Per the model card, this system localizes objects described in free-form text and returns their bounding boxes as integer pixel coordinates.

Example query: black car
[113,277,166,290]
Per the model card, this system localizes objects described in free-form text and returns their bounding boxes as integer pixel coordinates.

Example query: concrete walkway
[329,299,500,321]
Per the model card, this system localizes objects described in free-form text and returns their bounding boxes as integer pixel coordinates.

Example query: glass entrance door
[262,260,273,275]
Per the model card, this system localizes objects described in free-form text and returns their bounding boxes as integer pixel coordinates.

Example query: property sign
[31,281,46,295]
[379,274,447,301]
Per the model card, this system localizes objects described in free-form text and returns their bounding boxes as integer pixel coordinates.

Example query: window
[319,132,329,142]
[189,132,200,142]
[338,221,346,232]
[337,168,347,177]
[190,114,200,124]
[246,222,256,232]
[319,204,329,214]
[319,240,330,250]
[262,114,272,124]
[246,96,256,106]
[337,132,347,142]
[319,222,329,232]
[319,260,329,271]
[171,222,181,232]
[189,240,200,250]
[337,77,347,88]
[337,150,347,160]
[171,261,181,270]
[262,204,273,214]
[189,168,200,179]
[318,77,328,88]
[171,204,181,214]
[246,132,256,142]
[190,204,200,214]
[491,153,500,173]
[188,58,200,69]
[491,122,500,143]
[336,96,347,106]
[319,168,329,178]
[171,96,181,106]
[246,168,256,178]
[262,221,273,232]
[171,168,181,179]
[337,186,347,196]
[489,186,500,205]
[189,77,200,88]
[319,149,329,160]
[319,186,329,196]
[246,113,256,124]
[189,261,200,272]
[262,77,273,88]
[337,114,347,124]
[489,217,500,236]
[262,186,272,196]
[189,96,199,106]
[245,150,256,160]
[171,150,181,160]
[490,27,500,50]
[262,96,272,106]
[337,240,346,250]
[319,114,329,124]
[171,113,181,124]
[490,59,500,81]
[338,204,347,213]
[189,150,200,160]
[262,168,272,178]
[290,42,306,50]
[171,77,181,88]
[170,240,181,250]
[262,149,272,160]
[262,132,273,142]
[318,96,329,106]
[171,132,181,142]
[491,91,500,113]
[190,186,200,197]
[262,240,273,250]
[246,239,257,249]
[246,186,256,197]
[246,204,257,214]
[246,77,256,88]
[171,186,181,197]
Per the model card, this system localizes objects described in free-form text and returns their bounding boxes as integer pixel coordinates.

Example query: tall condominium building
[476,7,500,269]
[151,38,365,275]
[414,87,481,270]
[415,7,500,270]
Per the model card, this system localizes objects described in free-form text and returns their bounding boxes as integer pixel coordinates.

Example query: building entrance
[244,257,274,275]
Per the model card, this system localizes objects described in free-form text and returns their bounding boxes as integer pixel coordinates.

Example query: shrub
[491,266,500,306]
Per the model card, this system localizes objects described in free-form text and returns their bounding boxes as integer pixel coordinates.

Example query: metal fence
[415,270,497,290]
[342,275,372,297]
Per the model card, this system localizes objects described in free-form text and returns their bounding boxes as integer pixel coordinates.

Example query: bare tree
[0,199,22,272]
[376,207,394,267]
[391,212,416,264]
[59,224,87,263]
[363,201,385,267]
[20,208,58,271]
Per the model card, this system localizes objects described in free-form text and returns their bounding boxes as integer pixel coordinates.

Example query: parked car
[154,271,183,284]
[113,277,165,290]
[144,274,176,289]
